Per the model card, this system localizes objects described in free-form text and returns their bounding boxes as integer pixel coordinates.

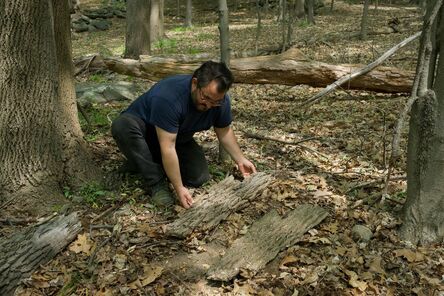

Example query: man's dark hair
[192,61,234,93]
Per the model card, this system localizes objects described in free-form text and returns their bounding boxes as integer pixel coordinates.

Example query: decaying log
[0,213,81,296]
[76,47,415,93]
[207,205,328,281]
[166,173,273,238]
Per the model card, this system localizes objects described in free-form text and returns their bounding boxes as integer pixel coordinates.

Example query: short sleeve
[214,94,232,128]
[149,96,181,133]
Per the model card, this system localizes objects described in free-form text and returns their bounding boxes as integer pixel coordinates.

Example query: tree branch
[300,31,421,107]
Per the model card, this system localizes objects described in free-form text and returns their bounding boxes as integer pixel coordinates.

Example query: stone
[351,225,373,243]
[72,22,89,33]
[91,19,111,31]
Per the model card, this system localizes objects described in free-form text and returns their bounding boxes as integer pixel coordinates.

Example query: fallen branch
[242,130,320,145]
[301,31,421,107]
[0,213,81,296]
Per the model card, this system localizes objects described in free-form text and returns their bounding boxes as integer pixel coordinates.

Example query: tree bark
[307,0,315,24]
[0,0,100,212]
[166,173,273,238]
[218,0,231,163]
[207,205,328,281]
[0,213,82,296]
[88,48,415,93]
[401,0,444,245]
[150,0,162,43]
[185,0,192,27]
[360,0,371,40]
[124,0,151,59]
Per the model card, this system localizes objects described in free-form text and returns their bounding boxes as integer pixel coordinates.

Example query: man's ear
[191,77,198,90]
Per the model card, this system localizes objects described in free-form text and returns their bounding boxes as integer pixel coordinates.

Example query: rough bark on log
[78,47,414,93]
[0,213,81,296]
[207,205,328,281]
[165,173,273,238]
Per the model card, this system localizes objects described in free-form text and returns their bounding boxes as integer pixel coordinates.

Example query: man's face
[191,78,225,112]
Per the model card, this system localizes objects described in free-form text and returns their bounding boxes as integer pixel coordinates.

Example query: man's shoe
[151,179,175,207]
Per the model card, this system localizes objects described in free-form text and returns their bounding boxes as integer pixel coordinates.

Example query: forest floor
[7,0,444,295]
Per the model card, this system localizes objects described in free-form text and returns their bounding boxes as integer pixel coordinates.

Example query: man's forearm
[216,127,244,163]
[160,148,184,191]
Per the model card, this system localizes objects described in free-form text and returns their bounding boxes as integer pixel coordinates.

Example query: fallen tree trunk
[76,47,415,93]
[0,213,81,296]
[166,173,273,238]
[207,205,329,281]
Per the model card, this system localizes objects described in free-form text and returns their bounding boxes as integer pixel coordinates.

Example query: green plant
[209,164,226,182]
[154,38,178,54]
[79,182,109,208]
[297,19,310,28]
[63,186,73,199]
[172,26,190,32]
[195,33,213,41]
[89,74,107,83]
[188,47,201,54]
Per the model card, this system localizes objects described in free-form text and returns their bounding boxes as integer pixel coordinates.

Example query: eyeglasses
[198,88,224,107]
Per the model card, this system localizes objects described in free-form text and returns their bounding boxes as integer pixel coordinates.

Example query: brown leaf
[344,270,367,292]
[393,249,424,262]
[140,265,164,287]
[69,233,93,255]
[368,257,385,275]
[280,255,298,269]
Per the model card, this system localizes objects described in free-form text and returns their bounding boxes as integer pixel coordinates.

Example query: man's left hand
[236,158,257,177]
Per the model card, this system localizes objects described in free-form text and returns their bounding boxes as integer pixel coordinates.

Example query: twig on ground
[75,54,97,76]
[300,31,421,108]
[242,130,328,159]
[0,217,37,225]
[242,130,320,145]
[346,175,406,194]
[89,224,114,240]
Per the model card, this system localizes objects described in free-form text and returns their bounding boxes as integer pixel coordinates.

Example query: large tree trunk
[401,0,444,245]
[0,213,81,296]
[85,48,415,93]
[0,0,99,212]
[124,0,151,59]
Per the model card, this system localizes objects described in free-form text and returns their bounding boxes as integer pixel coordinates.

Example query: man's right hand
[176,186,193,209]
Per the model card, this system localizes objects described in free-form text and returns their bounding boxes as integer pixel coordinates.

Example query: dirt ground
[5,0,444,295]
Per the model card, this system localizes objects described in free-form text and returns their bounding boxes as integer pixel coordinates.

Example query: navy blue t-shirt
[124,75,232,144]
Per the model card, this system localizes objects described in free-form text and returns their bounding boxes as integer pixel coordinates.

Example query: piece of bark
[166,173,273,238]
[207,205,328,281]
[0,213,82,296]
[76,47,414,93]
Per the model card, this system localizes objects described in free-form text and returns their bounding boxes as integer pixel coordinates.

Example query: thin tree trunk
[124,0,151,58]
[150,0,161,43]
[307,0,315,24]
[185,0,192,27]
[281,0,287,52]
[330,0,334,12]
[255,0,263,55]
[360,0,370,40]
[218,0,231,163]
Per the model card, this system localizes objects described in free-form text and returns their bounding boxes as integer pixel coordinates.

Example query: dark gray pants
[111,113,210,187]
